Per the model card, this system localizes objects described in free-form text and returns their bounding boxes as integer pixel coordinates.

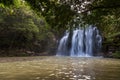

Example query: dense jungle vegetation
[0,0,120,58]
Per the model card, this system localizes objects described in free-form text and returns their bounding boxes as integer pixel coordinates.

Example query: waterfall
[57,25,102,57]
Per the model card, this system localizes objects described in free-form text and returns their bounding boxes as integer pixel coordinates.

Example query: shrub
[112,51,120,58]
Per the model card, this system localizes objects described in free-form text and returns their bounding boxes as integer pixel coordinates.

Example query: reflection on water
[0,57,120,80]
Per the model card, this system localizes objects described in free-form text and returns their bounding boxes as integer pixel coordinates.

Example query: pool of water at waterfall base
[0,56,120,80]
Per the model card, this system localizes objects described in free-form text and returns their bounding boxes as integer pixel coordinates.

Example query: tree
[81,0,120,38]
[25,0,75,36]
[0,1,49,52]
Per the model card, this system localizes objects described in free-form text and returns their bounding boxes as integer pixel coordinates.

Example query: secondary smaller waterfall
[57,25,102,57]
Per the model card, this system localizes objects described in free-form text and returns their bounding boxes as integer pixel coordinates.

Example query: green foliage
[108,32,120,38]
[82,0,120,38]
[25,0,75,35]
[0,5,48,50]
[112,51,120,58]
[0,0,14,6]
[0,0,25,7]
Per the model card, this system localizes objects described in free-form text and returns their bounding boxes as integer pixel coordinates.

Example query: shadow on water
[0,56,120,80]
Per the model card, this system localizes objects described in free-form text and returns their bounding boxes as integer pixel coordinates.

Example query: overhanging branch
[82,4,120,13]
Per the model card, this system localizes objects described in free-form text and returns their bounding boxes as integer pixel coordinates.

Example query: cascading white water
[57,25,102,57]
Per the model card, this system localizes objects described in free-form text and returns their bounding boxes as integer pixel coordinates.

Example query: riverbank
[0,55,120,64]
[0,49,56,57]
[0,49,120,59]
[0,56,46,63]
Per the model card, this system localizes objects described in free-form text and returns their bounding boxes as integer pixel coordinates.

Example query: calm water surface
[0,56,120,80]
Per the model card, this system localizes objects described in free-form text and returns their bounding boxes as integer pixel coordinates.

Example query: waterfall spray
[57,25,102,57]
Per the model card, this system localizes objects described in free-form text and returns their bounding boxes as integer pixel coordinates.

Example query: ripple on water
[62,67,67,70]
[62,78,65,80]
[57,71,64,74]
[69,77,75,80]
[80,69,84,72]
[49,73,55,76]
[69,71,72,73]
[83,75,91,80]
[66,75,69,77]
[76,75,91,80]
[64,72,69,75]
[35,77,40,79]
[73,75,77,78]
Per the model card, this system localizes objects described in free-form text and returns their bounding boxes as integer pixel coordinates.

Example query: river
[0,56,120,80]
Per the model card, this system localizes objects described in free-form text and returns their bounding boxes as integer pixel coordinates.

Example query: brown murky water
[0,56,120,80]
